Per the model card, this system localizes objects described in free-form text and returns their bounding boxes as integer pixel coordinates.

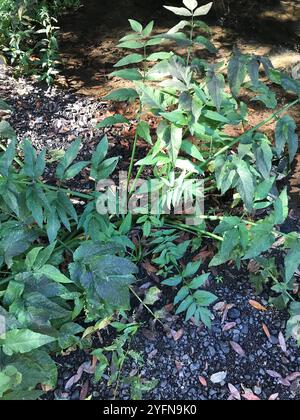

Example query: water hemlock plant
[0,0,299,400]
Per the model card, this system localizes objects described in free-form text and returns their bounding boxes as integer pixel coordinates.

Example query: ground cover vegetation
[0,0,299,400]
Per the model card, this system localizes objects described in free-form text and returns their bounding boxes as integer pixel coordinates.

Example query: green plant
[1,0,300,401]
[0,110,139,398]
[162,260,217,327]
[0,0,80,84]
[102,0,300,340]
[150,229,190,277]
[92,322,157,400]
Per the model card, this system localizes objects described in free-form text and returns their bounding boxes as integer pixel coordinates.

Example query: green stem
[164,221,223,242]
[129,163,145,195]
[129,286,165,326]
[127,115,141,186]
[38,181,94,200]
[187,14,194,65]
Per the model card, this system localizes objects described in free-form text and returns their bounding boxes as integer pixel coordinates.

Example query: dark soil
[57,0,300,96]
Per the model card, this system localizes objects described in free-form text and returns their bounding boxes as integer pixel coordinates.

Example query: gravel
[49,269,300,401]
[0,65,108,155]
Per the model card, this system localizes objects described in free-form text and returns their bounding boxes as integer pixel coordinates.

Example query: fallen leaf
[141,329,157,341]
[269,393,279,400]
[278,378,291,387]
[41,384,53,393]
[249,300,267,311]
[248,260,261,273]
[228,383,241,400]
[222,322,236,332]
[230,341,246,357]
[262,323,271,339]
[285,372,300,382]
[130,368,138,377]
[266,370,290,386]
[199,376,208,387]
[171,328,184,342]
[193,247,214,263]
[142,260,157,274]
[164,303,174,313]
[143,286,161,305]
[243,391,261,401]
[65,362,94,390]
[175,360,183,371]
[213,301,226,312]
[266,370,283,379]
[278,331,287,353]
[222,303,235,324]
[210,371,227,384]
[80,380,89,400]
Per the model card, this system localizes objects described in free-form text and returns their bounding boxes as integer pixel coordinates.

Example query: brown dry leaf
[193,248,214,263]
[278,332,287,353]
[80,380,89,400]
[213,301,227,312]
[61,346,77,356]
[230,341,246,357]
[142,329,157,341]
[249,299,267,311]
[228,383,241,400]
[262,323,271,339]
[175,360,183,371]
[269,393,279,400]
[222,303,235,324]
[243,391,261,401]
[65,362,94,390]
[278,378,291,387]
[142,260,157,274]
[285,372,300,382]
[41,384,53,393]
[199,376,208,387]
[164,303,174,313]
[92,355,98,371]
[247,260,261,274]
[171,328,184,342]
[222,322,236,332]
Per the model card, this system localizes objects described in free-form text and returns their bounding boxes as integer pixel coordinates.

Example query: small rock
[228,308,241,320]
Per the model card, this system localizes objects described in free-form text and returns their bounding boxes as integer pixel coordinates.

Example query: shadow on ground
[57,0,300,95]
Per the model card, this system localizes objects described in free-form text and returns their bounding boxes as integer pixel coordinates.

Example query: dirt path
[57,0,300,96]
